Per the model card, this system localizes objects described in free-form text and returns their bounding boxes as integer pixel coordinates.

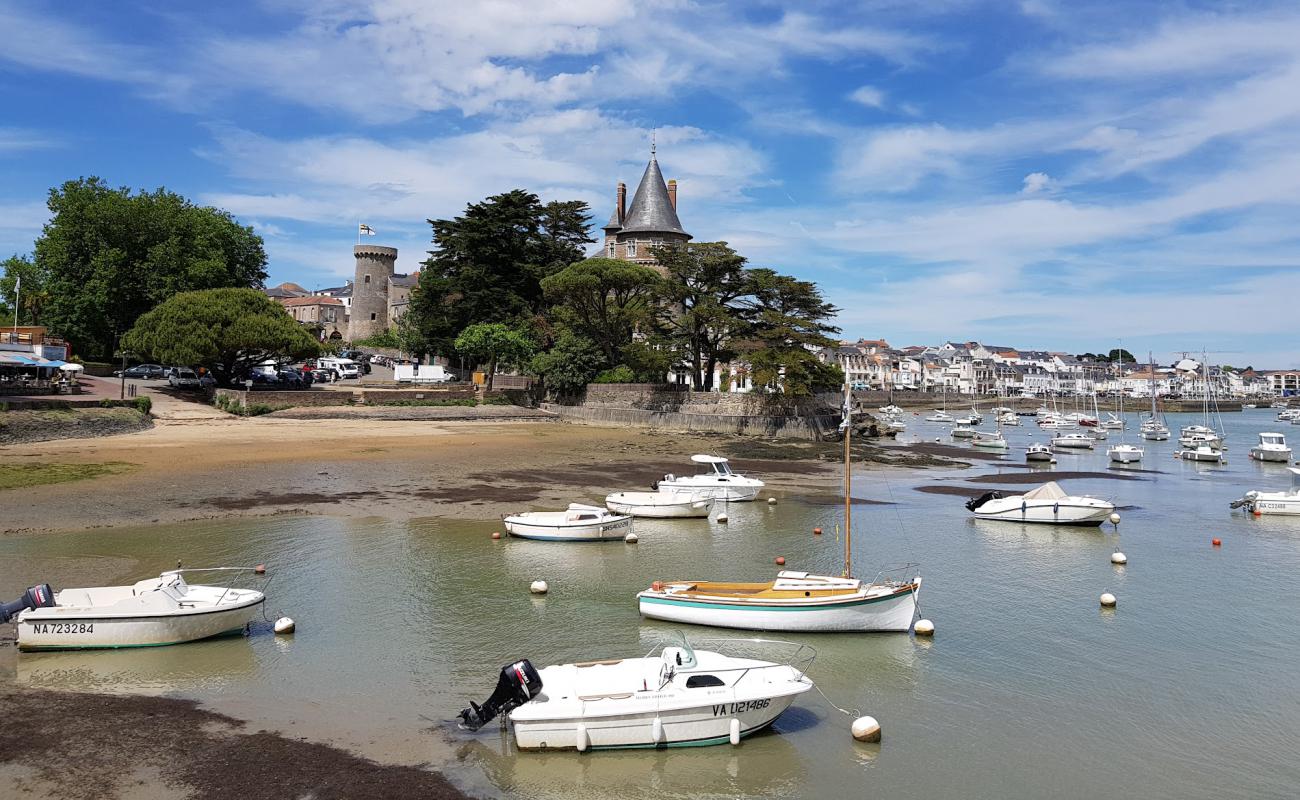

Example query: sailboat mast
[844,388,853,578]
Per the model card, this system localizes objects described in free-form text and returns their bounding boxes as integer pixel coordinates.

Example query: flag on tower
[359,223,376,236]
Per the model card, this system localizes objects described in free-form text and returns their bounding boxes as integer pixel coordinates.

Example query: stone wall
[358,387,477,404]
[544,384,841,440]
[212,388,355,409]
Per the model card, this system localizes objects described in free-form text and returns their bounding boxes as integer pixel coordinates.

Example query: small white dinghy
[2,568,266,651]
[965,481,1115,526]
[1108,443,1144,464]
[1052,433,1096,449]
[656,456,764,502]
[1231,489,1300,515]
[457,635,814,750]
[605,491,714,519]
[504,504,632,542]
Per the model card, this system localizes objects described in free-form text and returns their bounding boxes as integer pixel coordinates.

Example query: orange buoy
[1253,510,1262,517]
[491,531,501,540]
[254,564,266,575]
[775,556,786,566]
[651,581,663,592]
[813,527,823,535]
[1212,538,1222,547]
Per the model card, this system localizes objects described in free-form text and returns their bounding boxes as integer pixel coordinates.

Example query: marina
[4,409,1300,797]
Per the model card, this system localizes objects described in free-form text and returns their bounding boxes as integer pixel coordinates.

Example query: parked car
[276,368,312,389]
[114,363,167,379]
[167,367,202,389]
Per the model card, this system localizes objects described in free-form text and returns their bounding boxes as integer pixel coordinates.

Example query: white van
[393,363,455,384]
[316,357,361,380]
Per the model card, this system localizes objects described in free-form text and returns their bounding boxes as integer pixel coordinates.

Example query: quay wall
[212,388,355,409]
[544,384,842,440]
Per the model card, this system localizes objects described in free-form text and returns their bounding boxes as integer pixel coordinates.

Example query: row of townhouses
[818,340,1292,398]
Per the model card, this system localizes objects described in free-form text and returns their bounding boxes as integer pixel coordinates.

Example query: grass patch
[0,461,137,490]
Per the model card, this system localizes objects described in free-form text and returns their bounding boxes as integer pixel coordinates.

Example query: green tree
[541,257,663,365]
[530,330,605,396]
[739,268,841,395]
[1107,348,1136,363]
[453,322,536,390]
[1,255,50,326]
[123,288,320,386]
[652,242,751,391]
[409,190,592,356]
[34,177,268,358]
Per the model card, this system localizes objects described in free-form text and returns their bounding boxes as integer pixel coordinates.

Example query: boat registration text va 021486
[712,698,771,716]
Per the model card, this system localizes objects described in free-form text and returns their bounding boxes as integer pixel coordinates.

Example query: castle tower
[601,145,691,275]
[349,244,397,341]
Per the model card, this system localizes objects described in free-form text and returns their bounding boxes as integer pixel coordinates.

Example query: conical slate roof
[619,156,690,237]
[603,208,622,231]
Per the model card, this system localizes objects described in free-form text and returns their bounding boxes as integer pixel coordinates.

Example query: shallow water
[3,409,1300,799]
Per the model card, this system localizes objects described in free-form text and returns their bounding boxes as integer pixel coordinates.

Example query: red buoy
[1212,538,1222,547]
[775,556,786,566]
[491,531,501,540]
[813,527,823,535]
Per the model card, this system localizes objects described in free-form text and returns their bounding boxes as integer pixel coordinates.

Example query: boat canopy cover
[1022,482,1069,501]
[690,454,729,464]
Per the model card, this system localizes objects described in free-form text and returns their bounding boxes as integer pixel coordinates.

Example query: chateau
[601,146,691,273]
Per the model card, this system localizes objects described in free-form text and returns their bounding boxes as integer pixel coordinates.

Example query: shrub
[592,365,635,384]
[98,398,115,408]
[132,396,152,415]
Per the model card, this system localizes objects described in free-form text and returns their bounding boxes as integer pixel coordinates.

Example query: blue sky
[1,0,1297,367]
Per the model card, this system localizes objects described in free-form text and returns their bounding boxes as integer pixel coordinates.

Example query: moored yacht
[1052,433,1096,449]
[1250,432,1293,463]
[965,481,1115,525]
[656,456,765,502]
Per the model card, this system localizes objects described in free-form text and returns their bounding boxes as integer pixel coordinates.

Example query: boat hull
[605,493,713,518]
[972,499,1114,526]
[637,586,919,632]
[17,598,263,651]
[504,517,632,541]
[1108,447,1144,463]
[657,483,761,503]
[1250,448,1292,463]
[511,689,803,750]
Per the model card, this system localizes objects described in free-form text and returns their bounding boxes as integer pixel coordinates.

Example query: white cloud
[848,85,886,109]
[1020,172,1056,195]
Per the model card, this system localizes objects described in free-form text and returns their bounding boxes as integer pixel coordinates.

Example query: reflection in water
[1,410,1300,798]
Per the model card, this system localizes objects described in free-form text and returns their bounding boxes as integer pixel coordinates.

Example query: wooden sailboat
[637,386,921,632]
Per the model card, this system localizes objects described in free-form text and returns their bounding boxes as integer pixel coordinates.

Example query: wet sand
[0,417,843,536]
[0,685,473,800]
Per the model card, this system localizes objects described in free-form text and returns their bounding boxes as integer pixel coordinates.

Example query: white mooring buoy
[1109,512,1122,525]
[913,618,935,636]
[1110,551,1127,565]
[624,532,639,543]
[716,513,729,523]
[851,716,882,743]
[768,497,778,506]
[1100,592,1117,607]
[274,616,296,635]
[530,580,549,595]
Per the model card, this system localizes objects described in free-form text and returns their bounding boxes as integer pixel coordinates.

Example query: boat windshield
[711,462,734,476]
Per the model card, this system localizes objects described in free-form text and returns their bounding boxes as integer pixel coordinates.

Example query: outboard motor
[0,584,56,623]
[965,491,1003,512]
[458,659,542,731]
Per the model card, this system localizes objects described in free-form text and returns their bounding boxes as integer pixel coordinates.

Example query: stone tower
[348,244,397,341]
[601,145,691,276]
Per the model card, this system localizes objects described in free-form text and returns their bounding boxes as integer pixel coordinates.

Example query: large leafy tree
[453,322,536,390]
[652,242,751,391]
[541,257,663,365]
[34,177,267,358]
[1,255,49,326]
[738,268,841,395]
[123,288,320,386]
[530,330,605,396]
[409,190,592,357]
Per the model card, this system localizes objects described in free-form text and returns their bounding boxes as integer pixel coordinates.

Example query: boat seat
[54,589,93,608]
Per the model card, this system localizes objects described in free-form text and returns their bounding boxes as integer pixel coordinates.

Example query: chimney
[667,179,677,210]
[616,182,626,224]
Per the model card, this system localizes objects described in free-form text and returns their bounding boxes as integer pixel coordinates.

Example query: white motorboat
[1108,443,1144,464]
[1231,489,1300,516]
[1039,417,1076,430]
[656,456,764,502]
[1177,444,1224,463]
[1179,425,1223,449]
[999,412,1021,427]
[1051,433,1096,449]
[954,414,980,426]
[965,481,1115,526]
[637,385,920,633]
[457,635,815,750]
[1277,409,1300,422]
[1026,443,1056,463]
[503,504,633,541]
[950,424,977,439]
[606,491,714,519]
[878,404,903,415]
[1250,432,1293,463]
[926,410,955,423]
[2,569,266,651]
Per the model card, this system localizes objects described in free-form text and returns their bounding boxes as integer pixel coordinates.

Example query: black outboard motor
[965,491,1003,512]
[0,584,56,623]
[458,659,543,731]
